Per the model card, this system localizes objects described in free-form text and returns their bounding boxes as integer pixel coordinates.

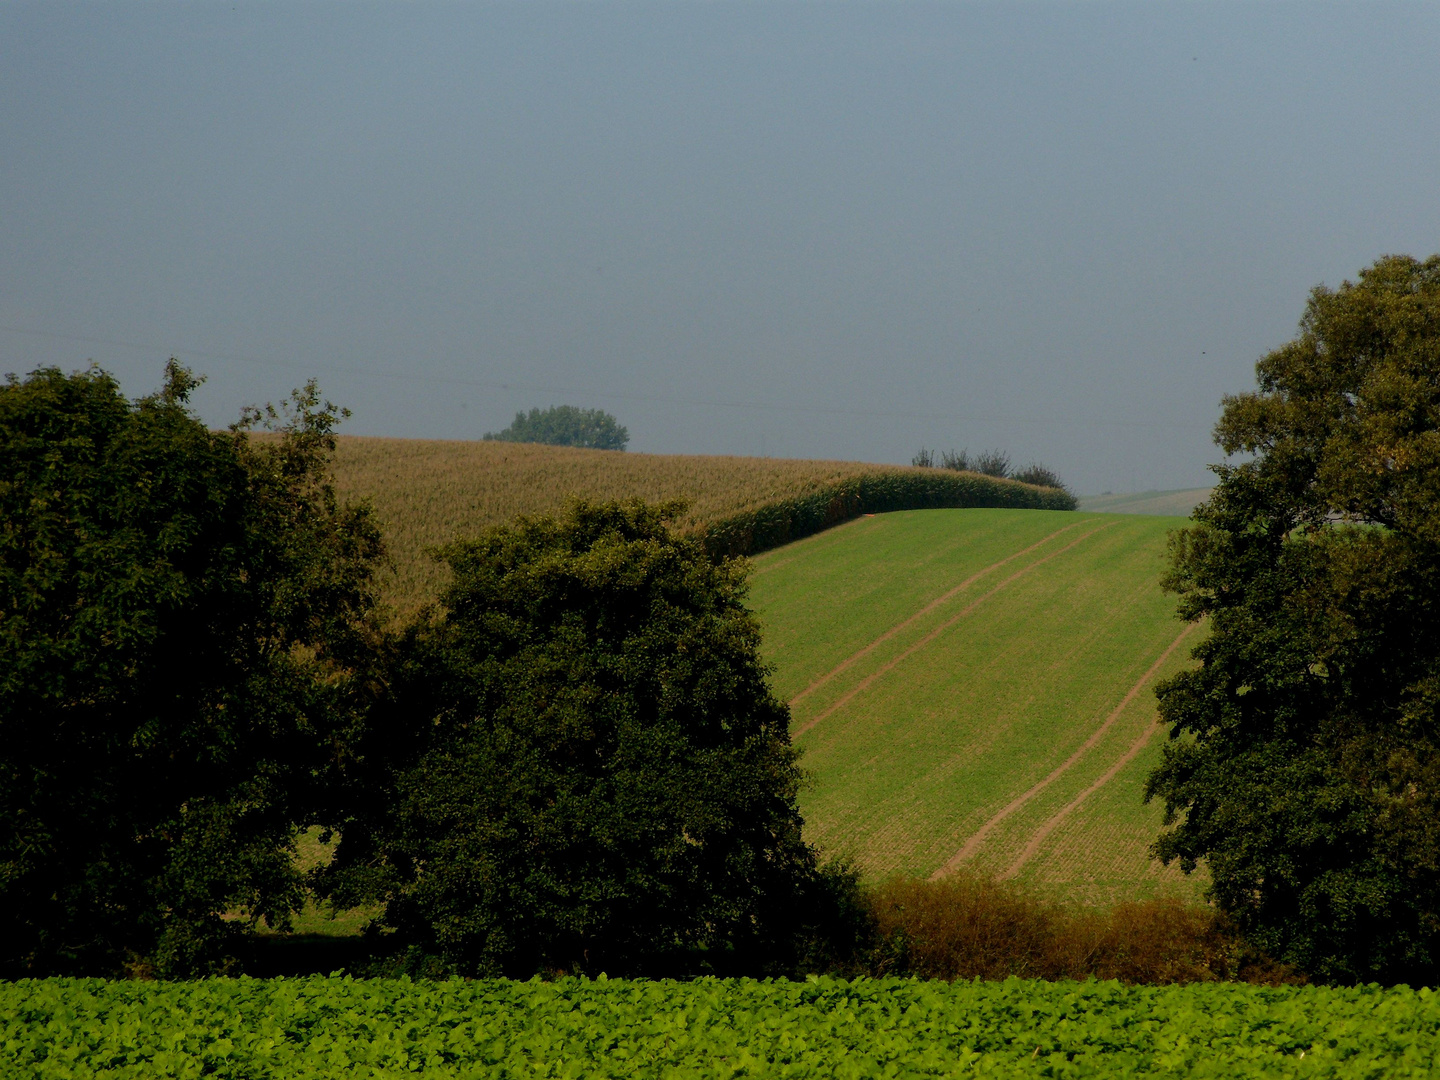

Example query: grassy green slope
[748,508,1205,904]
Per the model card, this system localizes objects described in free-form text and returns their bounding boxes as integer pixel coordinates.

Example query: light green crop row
[5,975,1437,1078]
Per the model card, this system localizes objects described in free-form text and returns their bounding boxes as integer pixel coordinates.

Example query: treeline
[700,468,1076,559]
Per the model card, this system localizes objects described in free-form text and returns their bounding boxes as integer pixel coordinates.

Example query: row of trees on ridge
[911,445,1067,491]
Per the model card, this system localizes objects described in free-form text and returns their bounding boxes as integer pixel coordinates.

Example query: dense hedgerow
[700,470,1075,559]
[7,975,1440,1079]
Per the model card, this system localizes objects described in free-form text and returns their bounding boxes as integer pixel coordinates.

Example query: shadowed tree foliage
[484,405,629,450]
[323,499,818,977]
[1147,254,1440,984]
[0,363,384,977]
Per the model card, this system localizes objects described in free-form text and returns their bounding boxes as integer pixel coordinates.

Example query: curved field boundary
[792,522,1116,739]
[700,470,1077,559]
[750,514,886,580]
[789,520,1092,707]
[932,621,1197,880]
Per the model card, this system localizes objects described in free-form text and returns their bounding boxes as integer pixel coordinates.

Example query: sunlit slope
[748,508,1205,904]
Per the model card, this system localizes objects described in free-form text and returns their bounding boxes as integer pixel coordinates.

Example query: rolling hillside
[322,437,1070,614]
[748,508,1204,905]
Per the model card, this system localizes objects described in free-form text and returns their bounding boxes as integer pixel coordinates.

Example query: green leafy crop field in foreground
[747,508,1201,903]
[7,975,1436,1079]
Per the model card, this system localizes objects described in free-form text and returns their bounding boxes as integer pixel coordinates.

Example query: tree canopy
[484,405,629,451]
[322,499,817,977]
[1147,254,1440,984]
[0,364,384,977]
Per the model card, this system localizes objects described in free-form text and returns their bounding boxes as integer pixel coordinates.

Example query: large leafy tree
[1147,255,1440,983]
[324,499,815,977]
[0,363,384,976]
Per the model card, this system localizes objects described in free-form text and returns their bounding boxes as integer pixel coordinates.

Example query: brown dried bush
[862,874,1302,985]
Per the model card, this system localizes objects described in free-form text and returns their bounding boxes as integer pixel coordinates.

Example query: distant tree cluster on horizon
[484,404,629,451]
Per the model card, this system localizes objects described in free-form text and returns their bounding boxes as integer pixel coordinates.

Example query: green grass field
[748,508,1204,905]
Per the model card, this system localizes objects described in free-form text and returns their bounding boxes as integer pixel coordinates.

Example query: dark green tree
[0,363,384,977]
[324,499,815,977]
[484,405,629,450]
[1146,254,1440,984]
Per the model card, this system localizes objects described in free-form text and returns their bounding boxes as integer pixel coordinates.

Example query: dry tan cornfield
[325,436,1064,616]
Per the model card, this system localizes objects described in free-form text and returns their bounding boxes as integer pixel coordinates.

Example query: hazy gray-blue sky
[3,2,1438,494]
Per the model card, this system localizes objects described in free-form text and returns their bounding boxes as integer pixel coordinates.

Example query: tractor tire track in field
[1000,627,1202,878]
[792,522,1116,739]
[789,520,1094,708]
[932,621,1199,880]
